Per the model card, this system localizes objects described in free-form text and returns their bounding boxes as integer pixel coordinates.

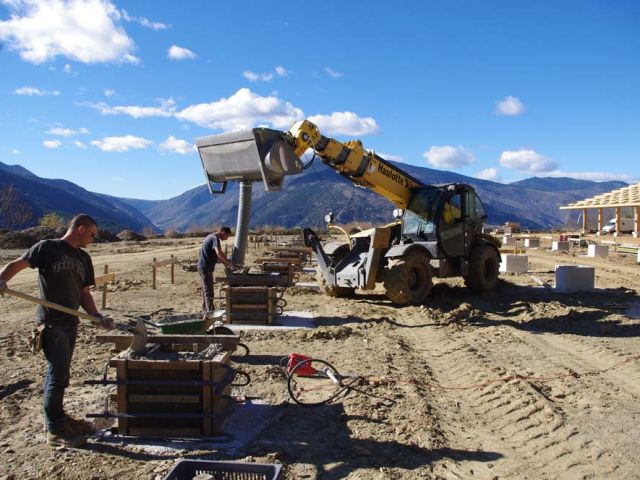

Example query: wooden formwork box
[269,246,313,262]
[256,256,304,268]
[260,262,299,286]
[110,350,235,437]
[223,285,283,325]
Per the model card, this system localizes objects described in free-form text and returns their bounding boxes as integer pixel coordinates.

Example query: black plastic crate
[163,459,282,480]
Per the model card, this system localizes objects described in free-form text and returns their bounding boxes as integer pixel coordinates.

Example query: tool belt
[28,324,45,354]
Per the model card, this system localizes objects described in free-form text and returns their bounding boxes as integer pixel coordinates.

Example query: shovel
[1,286,148,354]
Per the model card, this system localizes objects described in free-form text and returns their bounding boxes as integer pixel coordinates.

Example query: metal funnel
[196,128,303,193]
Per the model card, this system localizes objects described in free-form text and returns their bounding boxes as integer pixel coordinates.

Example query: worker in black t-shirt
[0,214,114,448]
[197,226,234,313]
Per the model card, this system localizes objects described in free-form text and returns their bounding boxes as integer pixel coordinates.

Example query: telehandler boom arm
[285,120,424,209]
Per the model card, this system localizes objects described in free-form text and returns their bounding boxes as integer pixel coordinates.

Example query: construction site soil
[1,235,639,479]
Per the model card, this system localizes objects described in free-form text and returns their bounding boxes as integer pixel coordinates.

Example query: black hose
[286,358,361,406]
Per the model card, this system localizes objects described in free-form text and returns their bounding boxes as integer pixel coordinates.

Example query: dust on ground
[1,235,639,479]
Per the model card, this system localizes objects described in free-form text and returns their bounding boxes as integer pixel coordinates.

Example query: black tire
[316,245,355,298]
[383,250,433,305]
[465,244,500,292]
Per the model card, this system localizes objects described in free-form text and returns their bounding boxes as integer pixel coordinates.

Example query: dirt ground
[1,234,640,479]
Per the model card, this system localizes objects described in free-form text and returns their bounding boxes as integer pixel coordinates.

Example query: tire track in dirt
[396,323,622,479]
[509,329,640,397]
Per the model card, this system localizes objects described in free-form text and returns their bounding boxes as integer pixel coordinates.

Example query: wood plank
[267,287,274,325]
[128,394,201,404]
[202,360,212,436]
[152,257,156,290]
[94,272,116,286]
[255,257,302,264]
[225,287,232,324]
[153,257,178,268]
[115,360,129,435]
[227,286,268,293]
[270,246,312,254]
[96,334,239,349]
[116,359,202,370]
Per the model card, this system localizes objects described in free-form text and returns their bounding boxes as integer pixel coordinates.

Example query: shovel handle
[2,287,101,324]
[142,319,160,329]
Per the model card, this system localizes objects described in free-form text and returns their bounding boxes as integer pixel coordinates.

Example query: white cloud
[0,0,139,64]
[540,170,635,183]
[84,97,176,118]
[43,139,62,149]
[104,89,116,97]
[168,45,196,60]
[72,140,87,149]
[13,86,60,96]
[91,135,151,152]
[241,66,288,82]
[175,88,304,131]
[499,149,557,172]
[120,9,168,30]
[63,63,74,74]
[377,152,404,163]
[423,145,476,169]
[11,149,21,154]
[474,167,500,181]
[307,112,379,136]
[495,96,525,116]
[46,126,89,136]
[137,17,168,30]
[324,67,343,78]
[242,70,273,82]
[160,136,195,155]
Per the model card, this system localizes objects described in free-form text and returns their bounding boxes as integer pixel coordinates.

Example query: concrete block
[524,238,540,248]
[500,254,528,273]
[552,241,571,252]
[587,244,609,258]
[554,265,595,291]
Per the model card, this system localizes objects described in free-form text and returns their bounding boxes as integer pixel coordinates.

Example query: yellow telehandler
[196,119,501,305]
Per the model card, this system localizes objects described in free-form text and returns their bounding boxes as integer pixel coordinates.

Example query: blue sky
[1,0,639,200]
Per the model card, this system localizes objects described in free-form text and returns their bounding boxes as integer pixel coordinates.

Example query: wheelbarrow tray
[156,318,209,334]
[151,311,225,334]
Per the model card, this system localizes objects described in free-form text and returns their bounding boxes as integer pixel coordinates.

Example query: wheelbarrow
[141,310,226,335]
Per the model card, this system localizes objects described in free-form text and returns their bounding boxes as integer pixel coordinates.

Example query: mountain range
[0,161,157,232]
[0,160,627,233]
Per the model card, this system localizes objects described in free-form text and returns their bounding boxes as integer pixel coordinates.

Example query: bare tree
[0,184,33,231]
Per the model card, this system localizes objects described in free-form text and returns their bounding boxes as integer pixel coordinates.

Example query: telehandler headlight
[393,209,404,219]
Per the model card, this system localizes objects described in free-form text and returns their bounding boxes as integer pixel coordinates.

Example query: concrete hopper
[196,128,304,193]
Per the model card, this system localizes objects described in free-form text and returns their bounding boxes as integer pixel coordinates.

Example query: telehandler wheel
[465,244,500,292]
[383,250,433,305]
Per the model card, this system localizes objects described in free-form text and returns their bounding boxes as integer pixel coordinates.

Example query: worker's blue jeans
[42,325,77,433]
[198,268,215,312]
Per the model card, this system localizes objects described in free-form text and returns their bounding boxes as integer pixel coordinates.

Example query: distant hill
[2,159,627,233]
[122,161,628,232]
[508,176,625,192]
[0,161,158,232]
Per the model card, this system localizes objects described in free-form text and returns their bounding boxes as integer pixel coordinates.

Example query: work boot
[64,414,95,435]
[46,430,87,448]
